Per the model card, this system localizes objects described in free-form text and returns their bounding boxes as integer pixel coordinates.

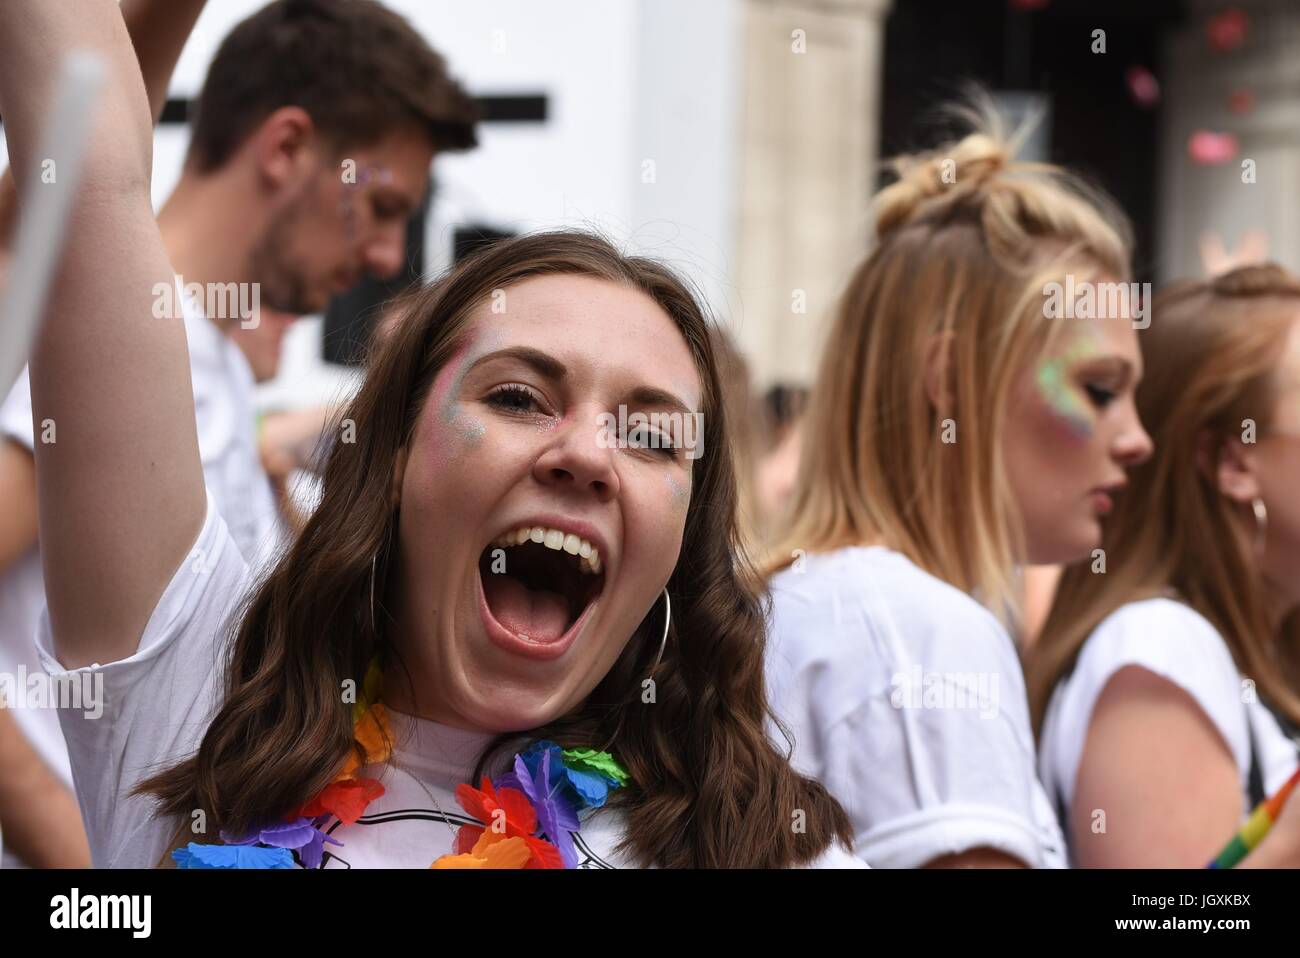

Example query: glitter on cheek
[458,416,486,448]
[1034,358,1094,442]
[665,474,690,510]
[1033,324,1106,445]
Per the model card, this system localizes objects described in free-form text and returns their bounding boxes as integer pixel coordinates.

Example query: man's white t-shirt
[766,546,1066,868]
[178,284,282,570]
[38,494,862,869]
[0,367,70,807]
[1038,597,1300,863]
[0,281,279,867]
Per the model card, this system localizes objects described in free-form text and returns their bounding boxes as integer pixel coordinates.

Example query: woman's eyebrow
[469,345,567,380]
[627,385,696,418]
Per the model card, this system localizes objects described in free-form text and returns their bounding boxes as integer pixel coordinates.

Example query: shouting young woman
[0,0,855,869]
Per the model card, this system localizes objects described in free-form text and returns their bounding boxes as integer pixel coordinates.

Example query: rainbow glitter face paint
[425,332,502,462]
[1034,329,1100,442]
[437,345,474,425]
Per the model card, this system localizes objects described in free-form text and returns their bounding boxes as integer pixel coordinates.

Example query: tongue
[483,574,571,641]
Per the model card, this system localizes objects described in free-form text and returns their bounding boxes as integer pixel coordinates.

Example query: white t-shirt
[179,284,282,570]
[766,546,1067,868]
[1038,597,1300,862]
[38,493,862,869]
[0,281,279,867]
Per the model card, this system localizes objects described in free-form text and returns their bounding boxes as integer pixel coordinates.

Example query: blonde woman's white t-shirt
[1038,597,1300,861]
[37,493,862,869]
[766,546,1066,868]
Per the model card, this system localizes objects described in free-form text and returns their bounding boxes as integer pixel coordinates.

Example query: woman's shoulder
[1045,597,1250,783]
[1077,597,1240,690]
[767,545,1014,668]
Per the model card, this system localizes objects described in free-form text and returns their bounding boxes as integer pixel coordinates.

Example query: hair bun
[1208,262,1300,299]
[874,130,1014,238]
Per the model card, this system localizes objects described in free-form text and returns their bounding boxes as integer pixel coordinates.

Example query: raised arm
[0,0,204,668]
[0,0,209,250]
[0,0,209,583]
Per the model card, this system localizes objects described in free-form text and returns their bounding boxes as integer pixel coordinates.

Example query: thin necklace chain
[371,697,466,850]
[390,758,461,850]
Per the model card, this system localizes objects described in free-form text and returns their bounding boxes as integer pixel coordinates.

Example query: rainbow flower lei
[172,663,629,869]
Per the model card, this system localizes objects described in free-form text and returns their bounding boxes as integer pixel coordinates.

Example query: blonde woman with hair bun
[764,99,1152,868]
[1030,264,1300,868]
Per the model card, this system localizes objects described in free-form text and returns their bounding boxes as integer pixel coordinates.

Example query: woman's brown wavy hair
[139,230,852,867]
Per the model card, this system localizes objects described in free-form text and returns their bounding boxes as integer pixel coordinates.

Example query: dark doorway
[879,0,1187,281]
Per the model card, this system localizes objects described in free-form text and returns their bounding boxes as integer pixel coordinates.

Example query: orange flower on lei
[336,703,393,780]
[430,831,532,869]
[430,777,563,869]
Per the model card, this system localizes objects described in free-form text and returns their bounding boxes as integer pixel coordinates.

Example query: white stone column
[731,0,893,389]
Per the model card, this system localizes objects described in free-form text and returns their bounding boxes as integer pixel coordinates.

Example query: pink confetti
[1125,66,1160,108]
[1188,130,1239,165]
[1206,8,1248,53]
[1229,89,1256,115]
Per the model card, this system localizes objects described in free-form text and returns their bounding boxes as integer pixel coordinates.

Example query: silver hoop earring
[1252,497,1268,553]
[649,588,671,674]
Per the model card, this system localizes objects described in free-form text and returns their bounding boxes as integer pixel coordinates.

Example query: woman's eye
[485,384,541,414]
[1084,383,1117,408]
[627,424,678,459]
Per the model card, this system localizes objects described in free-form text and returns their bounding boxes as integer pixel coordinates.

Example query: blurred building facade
[3,0,1292,399]
[732,0,892,389]
[1157,0,1300,280]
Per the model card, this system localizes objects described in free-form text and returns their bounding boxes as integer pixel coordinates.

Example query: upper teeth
[490,526,602,575]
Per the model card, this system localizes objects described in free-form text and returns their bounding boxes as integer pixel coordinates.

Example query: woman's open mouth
[477,524,606,660]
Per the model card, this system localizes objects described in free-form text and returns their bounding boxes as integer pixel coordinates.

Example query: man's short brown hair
[187,0,478,172]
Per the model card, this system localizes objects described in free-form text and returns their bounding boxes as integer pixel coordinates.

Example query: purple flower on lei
[220,815,343,869]
[512,749,580,868]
